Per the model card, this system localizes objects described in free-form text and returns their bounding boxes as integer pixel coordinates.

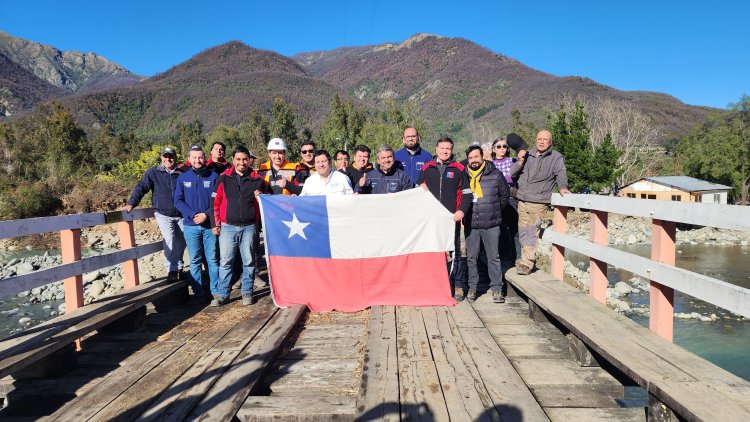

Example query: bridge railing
[543,194,750,341]
[0,208,162,315]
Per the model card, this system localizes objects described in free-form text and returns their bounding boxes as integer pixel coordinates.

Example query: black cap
[506,133,528,152]
[160,147,176,156]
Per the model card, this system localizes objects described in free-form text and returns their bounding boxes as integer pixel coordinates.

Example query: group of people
[123,126,568,307]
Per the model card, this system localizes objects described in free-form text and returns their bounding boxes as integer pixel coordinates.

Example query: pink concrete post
[117,220,140,289]
[590,211,608,304]
[551,206,568,281]
[650,219,676,341]
[61,228,84,351]
[60,229,84,311]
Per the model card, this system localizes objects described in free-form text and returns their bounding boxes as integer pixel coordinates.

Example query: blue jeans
[218,223,258,298]
[183,224,219,296]
[154,212,185,272]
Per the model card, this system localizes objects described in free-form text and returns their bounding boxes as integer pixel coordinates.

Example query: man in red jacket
[211,146,271,306]
[417,137,473,301]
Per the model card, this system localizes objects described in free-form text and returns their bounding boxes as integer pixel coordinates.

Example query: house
[619,176,732,204]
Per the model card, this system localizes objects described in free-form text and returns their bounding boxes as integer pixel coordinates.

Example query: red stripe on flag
[268,252,456,312]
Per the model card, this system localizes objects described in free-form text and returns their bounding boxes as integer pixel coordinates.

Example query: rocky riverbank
[564,212,750,247]
[536,211,748,322]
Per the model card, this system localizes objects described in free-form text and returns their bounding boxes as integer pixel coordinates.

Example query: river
[567,244,750,382]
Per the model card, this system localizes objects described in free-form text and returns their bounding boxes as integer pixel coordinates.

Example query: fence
[0,209,162,315]
[543,194,750,340]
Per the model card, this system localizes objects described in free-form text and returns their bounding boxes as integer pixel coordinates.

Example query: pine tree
[549,100,622,193]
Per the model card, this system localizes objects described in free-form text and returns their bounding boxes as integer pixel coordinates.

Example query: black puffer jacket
[464,161,510,229]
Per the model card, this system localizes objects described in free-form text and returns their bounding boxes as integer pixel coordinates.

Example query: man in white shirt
[300,150,354,196]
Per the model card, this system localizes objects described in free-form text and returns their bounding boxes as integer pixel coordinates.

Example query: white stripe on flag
[327,188,455,259]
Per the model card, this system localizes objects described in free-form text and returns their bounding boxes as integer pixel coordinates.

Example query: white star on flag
[282,212,310,240]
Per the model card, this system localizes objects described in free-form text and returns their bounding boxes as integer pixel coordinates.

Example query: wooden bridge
[0,195,747,421]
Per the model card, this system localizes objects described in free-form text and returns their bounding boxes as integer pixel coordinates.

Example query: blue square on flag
[260,195,331,258]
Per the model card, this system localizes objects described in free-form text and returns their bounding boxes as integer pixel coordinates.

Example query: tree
[36,101,89,185]
[318,94,366,152]
[269,98,300,159]
[549,100,622,193]
[237,111,270,155]
[510,109,539,147]
[173,120,205,156]
[676,94,750,204]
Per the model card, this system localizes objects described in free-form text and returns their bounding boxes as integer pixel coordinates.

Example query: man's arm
[497,176,510,209]
[554,155,571,195]
[173,175,194,220]
[211,177,226,233]
[456,171,473,221]
[125,168,154,210]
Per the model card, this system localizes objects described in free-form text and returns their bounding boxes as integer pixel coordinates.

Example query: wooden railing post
[551,206,568,281]
[650,219,676,341]
[117,220,140,289]
[590,211,608,304]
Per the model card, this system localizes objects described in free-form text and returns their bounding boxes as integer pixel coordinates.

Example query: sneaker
[254,279,268,289]
[210,296,228,307]
[453,288,465,302]
[166,271,179,282]
[467,290,477,303]
[516,263,532,275]
[242,294,256,306]
[492,290,506,303]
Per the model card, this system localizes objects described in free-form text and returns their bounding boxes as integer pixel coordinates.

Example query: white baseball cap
[267,138,287,151]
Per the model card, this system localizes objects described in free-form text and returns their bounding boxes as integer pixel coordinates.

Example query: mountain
[0,30,142,94]
[0,52,66,116]
[59,41,350,136]
[293,34,713,141]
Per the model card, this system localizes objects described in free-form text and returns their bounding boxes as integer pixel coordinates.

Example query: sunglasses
[301,149,314,154]
[495,145,509,149]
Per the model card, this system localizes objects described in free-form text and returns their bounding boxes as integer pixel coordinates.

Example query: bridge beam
[117,221,140,289]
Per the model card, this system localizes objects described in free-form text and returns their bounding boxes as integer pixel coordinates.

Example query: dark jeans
[500,197,520,270]
[466,226,504,292]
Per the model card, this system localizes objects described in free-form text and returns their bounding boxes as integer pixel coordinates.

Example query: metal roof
[643,176,732,192]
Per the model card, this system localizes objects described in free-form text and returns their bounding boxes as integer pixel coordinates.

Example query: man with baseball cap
[123,147,186,282]
[257,137,302,195]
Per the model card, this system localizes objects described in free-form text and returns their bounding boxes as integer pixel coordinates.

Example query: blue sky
[2,0,747,109]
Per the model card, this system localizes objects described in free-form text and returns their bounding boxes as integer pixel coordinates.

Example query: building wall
[619,182,729,204]
[620,186,690,201]
[699,191,728,204]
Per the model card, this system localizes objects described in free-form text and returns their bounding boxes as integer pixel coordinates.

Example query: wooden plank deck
[10,269,739,421]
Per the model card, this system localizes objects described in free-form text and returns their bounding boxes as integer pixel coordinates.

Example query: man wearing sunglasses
[288,141,318,195]
[123,147,186,282]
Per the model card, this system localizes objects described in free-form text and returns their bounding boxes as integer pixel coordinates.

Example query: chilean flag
[258,189,457,311]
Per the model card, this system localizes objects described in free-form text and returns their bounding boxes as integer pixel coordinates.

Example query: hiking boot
[242,294,256,306]
[254,278,268,289]
[516,263,532,275]
[492,290,506,303]
[467,290,477,303]
[210,296,228,307]
[453,287,465,302]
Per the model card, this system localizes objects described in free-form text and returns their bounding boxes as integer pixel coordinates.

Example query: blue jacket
[128,164,183,217]
[361,166,415,194]
[394,146,433,184]
[174,167,219,228]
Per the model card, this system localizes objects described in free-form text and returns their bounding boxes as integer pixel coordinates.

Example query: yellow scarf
[467,162,485,199]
